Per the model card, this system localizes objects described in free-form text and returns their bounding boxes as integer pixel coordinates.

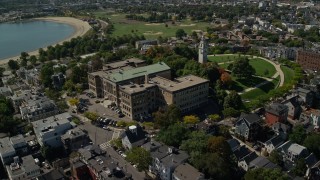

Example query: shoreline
[0,17,92,66]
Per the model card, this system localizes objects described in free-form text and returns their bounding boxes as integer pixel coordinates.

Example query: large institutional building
[296,50,320,71]
[88,58,209,120]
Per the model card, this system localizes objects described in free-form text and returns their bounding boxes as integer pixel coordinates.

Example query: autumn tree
[68,98,79,106]
[220,72,232,87]
[183,115,200,124]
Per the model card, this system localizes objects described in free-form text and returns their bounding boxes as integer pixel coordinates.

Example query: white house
[32,113,73,147]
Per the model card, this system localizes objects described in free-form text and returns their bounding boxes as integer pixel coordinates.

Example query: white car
[121,153,127,158]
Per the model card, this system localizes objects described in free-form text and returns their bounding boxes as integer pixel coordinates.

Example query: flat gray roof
[151,75,209,92]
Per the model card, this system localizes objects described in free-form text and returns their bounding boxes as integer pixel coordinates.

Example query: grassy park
[94,13,210,38]
[281,65,295,84]
[241,77,280,100]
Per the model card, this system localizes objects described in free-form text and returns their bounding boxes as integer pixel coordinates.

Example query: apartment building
[20,96,59,122]
[151,75,209,114]
[32,113,73,147]
[88,59,209,119]
[296,50,320,71]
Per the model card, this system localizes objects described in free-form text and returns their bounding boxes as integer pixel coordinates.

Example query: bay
[0,20,75,60]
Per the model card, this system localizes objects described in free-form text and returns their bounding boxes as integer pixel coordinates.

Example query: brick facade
[296,50,320,71]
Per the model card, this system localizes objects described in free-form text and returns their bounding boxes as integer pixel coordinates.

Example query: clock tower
[198,36,208,64]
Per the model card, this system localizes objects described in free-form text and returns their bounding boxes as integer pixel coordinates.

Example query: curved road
[209,54,285,88]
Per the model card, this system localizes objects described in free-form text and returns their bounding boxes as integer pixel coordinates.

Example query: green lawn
[94,13,211,39]
[281,65,294,84]
[207,55,240,63]
[229,76,266,92]
[241,77,279,100]
[249,58,276,78]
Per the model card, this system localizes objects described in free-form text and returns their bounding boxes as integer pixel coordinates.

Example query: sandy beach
[0,17,92,66]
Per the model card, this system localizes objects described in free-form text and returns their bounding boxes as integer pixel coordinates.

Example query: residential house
[135,39,158,49]
[51,73,66,90]
[6,155,41,180]
[227,139,240,152]
[296,88,314,107]
[282,95,302,120]
[249,156,278,169]
[196,119,217,135]
[32,113,73,147]
[121,125,147,150]
[264,135,286,154]
[238,152,258,171]
[147,143,189,180]
[277,141,309,162]
[36,169,67,180]
[172,163,205,180]
[265,103,288,126]
[272,122,290,139]
[0,135,28,165]
[0,87,12,96]
[233,146,251,161]
[234,113,261,141]
[70,160,91,180]
[310,110,320,129]
[20,96,59,122]
[61,128,90,153]
[306,160,320,180]
[78,145,130,179]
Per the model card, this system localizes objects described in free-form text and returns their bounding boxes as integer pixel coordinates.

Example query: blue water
[0,20,75,60]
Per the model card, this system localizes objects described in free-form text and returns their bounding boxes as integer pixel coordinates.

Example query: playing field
[249,58,276,78]
[94,13,211,39]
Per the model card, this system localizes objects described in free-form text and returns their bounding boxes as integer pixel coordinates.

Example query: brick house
[265,103,288,126]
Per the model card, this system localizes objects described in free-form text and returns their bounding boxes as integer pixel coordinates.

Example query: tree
[292,158,307,176]
[289,125,306,144]
[268,150,283,166]
[176,29,187,39]
[110,138,123,150]
[245,168,288,180]
[40,63,54,87]
[91,57,103,71]
[126,147,152,172]
[194,152,235,179]
[223,107,240,118]
[84,112,99,121]
[223,91,243,110]
[232,57,255,79]
[68,98,79,106]
[153,104,181,128]
[207,136,231,158]
[8,60,19,70]
[208,114,220,122]
[180,131,209,164]
[220,72,232,87]
[156,123,190,147]
[183,115,200,124]
[303,134,320,158]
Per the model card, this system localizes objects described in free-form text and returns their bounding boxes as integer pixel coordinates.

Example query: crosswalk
[100,141,111,150]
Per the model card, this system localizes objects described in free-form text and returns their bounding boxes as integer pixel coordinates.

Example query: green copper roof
[108,62,170,82]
